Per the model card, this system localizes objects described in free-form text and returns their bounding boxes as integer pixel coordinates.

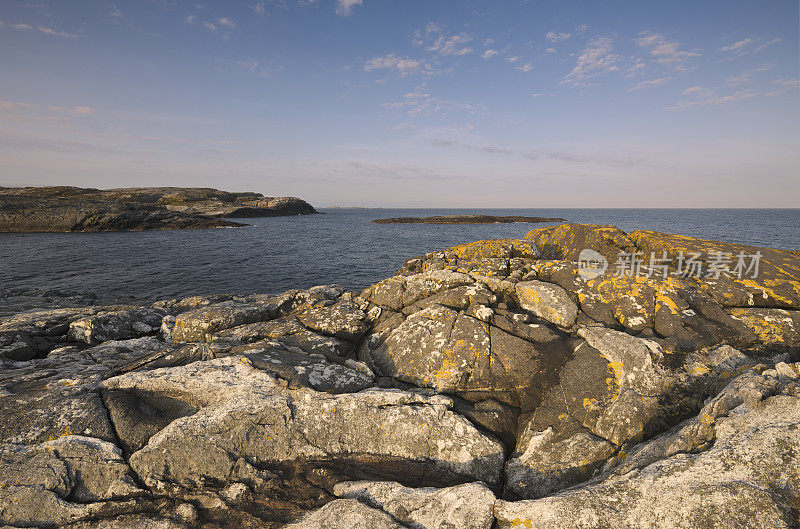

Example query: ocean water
[1,208,798,300]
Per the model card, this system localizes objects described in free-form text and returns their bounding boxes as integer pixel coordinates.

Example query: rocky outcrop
[0,186,317,232]
[1,223,799,528]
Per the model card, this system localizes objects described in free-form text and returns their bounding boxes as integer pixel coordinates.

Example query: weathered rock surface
[1,224,799,528]
[0,186,317,233]
[495,373,800,529]
[334,480,496,529]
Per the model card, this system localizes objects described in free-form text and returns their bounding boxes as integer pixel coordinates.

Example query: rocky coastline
[1,223,798,528]
[0,187,318,233]
[371,214,566,224]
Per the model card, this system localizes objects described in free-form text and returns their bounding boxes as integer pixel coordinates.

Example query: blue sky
[1,0,798,207]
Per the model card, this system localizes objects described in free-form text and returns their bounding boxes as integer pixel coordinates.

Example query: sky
[0,0,798,207]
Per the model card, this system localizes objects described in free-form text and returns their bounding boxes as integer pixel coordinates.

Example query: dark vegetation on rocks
[0,186,318,233]
[1,223,798,528]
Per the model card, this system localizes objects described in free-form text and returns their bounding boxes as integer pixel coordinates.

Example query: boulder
[495,375,800,529]
[282,499,405,529]
[334,480,496,529]
[68,307,165,344]
[515,280,578,327]
[0,436,143,527]
[102,357,505,495]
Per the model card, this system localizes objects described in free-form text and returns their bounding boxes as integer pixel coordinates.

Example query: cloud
[336,0,363,16]
[719,38,754,52]
[204,21,217,32]
[718,37,782,60]
[482,49,498,59]
[1,20,78,38]
[429,139,645,167]
[252,2,267,15]
[765,78,800,97]
[505,56,519,63]
[0,132,131,155]
[236,60,282,77]
[665,87,754,110]
[364,54,425,76]
[754,38,781,52]
[545,31,571,43]
[430,139,514,155]
[562,37,619,87]
[217,17,235,28]
[545,47,556,54]
[628,77,669,92]
[186,14,196,24]
[1,101,93,114]
[635,31,700,68]
[413,24,474,57]
[515,63,533,72]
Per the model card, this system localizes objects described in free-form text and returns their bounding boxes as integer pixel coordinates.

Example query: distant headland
[0,186,318,233]
[371,214,567,224]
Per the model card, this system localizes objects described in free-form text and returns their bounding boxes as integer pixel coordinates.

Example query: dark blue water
[1,209,798,299]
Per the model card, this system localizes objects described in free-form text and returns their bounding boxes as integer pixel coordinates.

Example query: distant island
[372,214,566,224]
[0,186,318,233]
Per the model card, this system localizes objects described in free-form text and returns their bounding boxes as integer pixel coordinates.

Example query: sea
[1,208,798,300]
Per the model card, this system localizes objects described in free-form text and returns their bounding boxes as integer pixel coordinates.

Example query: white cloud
[719,38,754,52]
[204,21,217,32]
[505,56,519,63]
[666,87,754,110]
[364,54,424,76]
[718,37,782,60]
[236,60,282,77]
[765,78,800,97]
[1,101,93,114]
[336,0,363,16]
[412,24,473,57]
[481,49,498,59]
[545,47,556,54]
[252,2,267,15]
[635,31,700,68]
[754,38,781,52]
[186,14,196,24]
[628,77,669,92]
[562,37,619,86]
[1,20,78,38]
[217,17,235,28]
[427,34,473,56]
[516,63,533,72]
[545,31,571,43]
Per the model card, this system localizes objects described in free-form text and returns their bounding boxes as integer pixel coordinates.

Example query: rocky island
[372,214,566,224]
[0,186,318,233]
[1,223,798,528]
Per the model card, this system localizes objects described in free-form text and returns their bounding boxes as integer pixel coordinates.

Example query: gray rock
[282,499,405,529]
[505,330,666,499]
[334,480,496,529]
[514,280,578,328]
[68,307,165,344]
[171,298,286,342]
[296,301,368,342]
[365,304,570,409]
[102,357,504,492]
[495,374,800,529]
[0,436,142,527]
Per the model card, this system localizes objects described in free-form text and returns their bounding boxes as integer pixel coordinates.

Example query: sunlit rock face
[1,224,798,528]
